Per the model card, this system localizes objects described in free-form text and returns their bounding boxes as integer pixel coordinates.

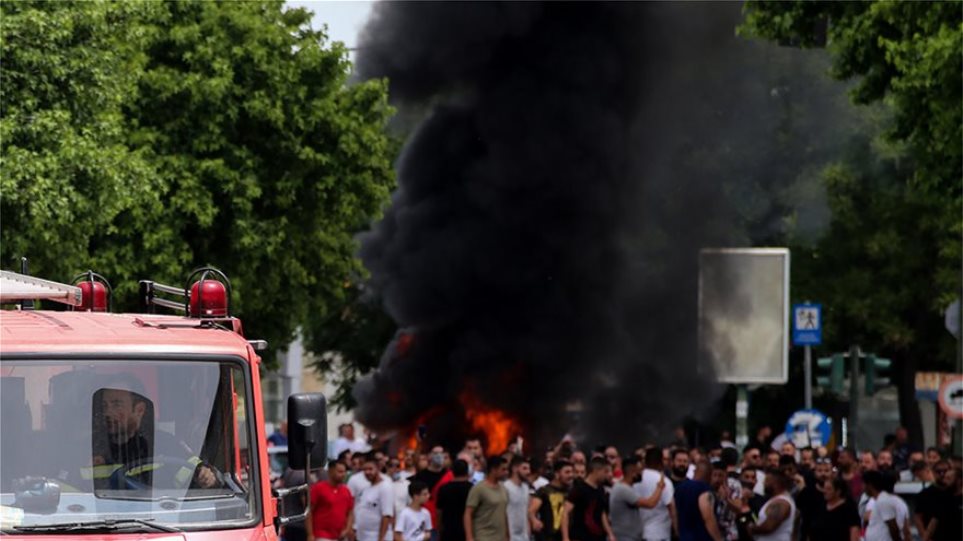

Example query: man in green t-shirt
[465,455,510,541]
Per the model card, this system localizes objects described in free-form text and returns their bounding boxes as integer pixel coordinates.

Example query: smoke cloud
[352,1,857,449]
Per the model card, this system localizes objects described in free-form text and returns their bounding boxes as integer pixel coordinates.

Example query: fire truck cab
[0,267,325,539]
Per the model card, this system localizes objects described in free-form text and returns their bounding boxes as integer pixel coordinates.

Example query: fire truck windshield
[0,358,259,531]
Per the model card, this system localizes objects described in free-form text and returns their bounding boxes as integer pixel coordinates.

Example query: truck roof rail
[138,279,189,314]
[0,270,83,307]
[139,267,233,319]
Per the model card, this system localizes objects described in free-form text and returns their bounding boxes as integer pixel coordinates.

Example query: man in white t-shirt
[333,423,372,460]
[388,457,413,519]
[348,458,377,501]
[395,481,432,541]
[351,453,396,541]
[504,456,531,541]
[863,471,910,541]
[636,447,676,541]
[531,463,550,491]
[859,491,875,529]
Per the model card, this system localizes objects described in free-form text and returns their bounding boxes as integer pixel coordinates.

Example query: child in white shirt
[395,481,432,541]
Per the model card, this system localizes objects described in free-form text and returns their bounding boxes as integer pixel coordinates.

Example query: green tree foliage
[125,1,395,354]
[797,143,950,357]
[1,1,162,281]
[305,283,396,410]
[742,1,960,441]
[740,1,963,338]
[1,0,395,359]
[742,1,962,303]
[741,2,962,187]
[789,134,955,441]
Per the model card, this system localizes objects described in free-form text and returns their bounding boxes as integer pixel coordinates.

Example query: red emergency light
[71,271,112,312]
[187,267,231,318]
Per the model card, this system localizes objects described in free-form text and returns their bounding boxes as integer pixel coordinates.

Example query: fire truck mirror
[287,393,327,471]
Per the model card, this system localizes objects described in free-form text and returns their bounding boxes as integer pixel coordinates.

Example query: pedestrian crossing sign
[792,303,821,346]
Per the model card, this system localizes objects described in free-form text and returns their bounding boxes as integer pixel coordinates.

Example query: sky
[285,0,375,55]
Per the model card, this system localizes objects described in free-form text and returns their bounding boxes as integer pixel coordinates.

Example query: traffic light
[817,354,845,395]
[817,351,893,396]
[864,354,892,395]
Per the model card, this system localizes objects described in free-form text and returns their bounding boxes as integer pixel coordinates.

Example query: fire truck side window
[188,365,254,493]
[232,367,253,489]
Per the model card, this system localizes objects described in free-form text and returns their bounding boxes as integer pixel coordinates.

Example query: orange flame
[397,405,443,458]
[459,392,521,454]
[404,432,418,451]
[394,431,418,467]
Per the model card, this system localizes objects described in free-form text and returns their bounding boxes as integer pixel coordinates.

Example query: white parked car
[267,446,288,483]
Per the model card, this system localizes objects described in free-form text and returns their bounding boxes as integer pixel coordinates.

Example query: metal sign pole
[793,302,821,412]
[736,385,749,449]
[848,344,860,451]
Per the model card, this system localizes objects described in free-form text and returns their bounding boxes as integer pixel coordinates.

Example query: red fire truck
[0,265,325,538]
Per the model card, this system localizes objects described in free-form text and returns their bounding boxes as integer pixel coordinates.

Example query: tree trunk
[894,352,924,448]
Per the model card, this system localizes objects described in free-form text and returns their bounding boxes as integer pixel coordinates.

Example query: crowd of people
[276,424,962,541]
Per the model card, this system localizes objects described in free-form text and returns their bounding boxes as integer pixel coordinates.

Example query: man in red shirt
[309,461,355,541]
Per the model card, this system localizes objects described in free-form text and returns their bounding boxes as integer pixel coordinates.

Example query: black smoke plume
[352,2,856,449]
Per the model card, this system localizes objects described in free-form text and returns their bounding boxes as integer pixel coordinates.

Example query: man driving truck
[92,377,219,490]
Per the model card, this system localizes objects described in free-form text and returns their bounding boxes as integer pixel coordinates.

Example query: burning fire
[392,390,522,457]
[459,391,522,454]
[404,432,419,451]
[398,405,443,456]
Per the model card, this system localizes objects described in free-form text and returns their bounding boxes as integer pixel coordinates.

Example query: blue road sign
[785,408,832,448]
[792,303,822,346]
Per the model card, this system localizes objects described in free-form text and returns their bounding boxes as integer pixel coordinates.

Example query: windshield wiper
[12,517,181,533]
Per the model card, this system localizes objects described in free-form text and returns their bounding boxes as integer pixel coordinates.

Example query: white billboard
[698,248,790,384]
